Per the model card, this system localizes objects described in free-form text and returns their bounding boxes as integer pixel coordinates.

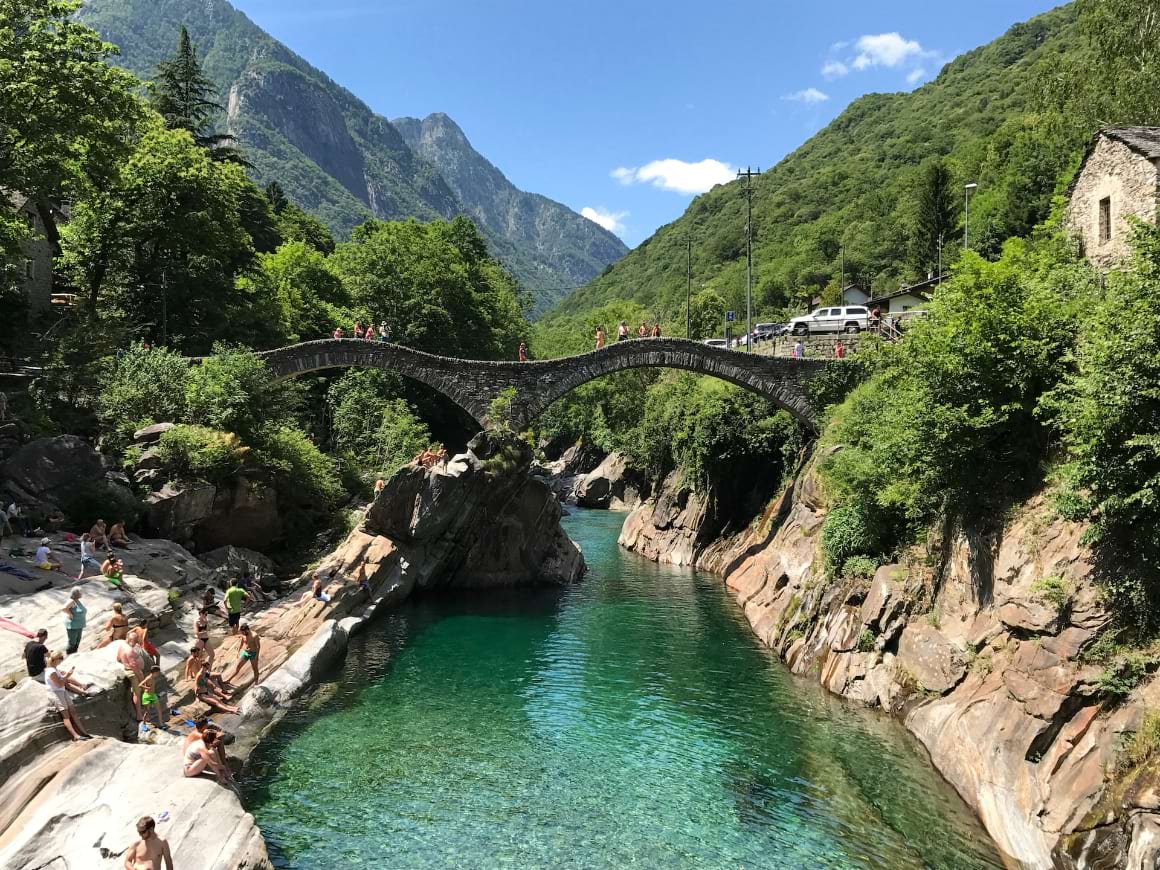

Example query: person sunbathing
[108,520,131,548]
[195,660,239,714]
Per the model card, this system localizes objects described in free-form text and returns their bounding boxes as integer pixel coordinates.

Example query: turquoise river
[245,508,1004,868]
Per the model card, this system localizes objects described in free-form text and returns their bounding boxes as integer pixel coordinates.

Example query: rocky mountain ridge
[77,0,627,312]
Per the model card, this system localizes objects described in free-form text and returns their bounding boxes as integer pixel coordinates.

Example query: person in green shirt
[222,579,251,635]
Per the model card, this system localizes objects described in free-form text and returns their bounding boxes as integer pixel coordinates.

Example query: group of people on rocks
[593,320,662,350]
[332,320,390,342]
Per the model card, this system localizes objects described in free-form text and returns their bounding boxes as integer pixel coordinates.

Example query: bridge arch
[254,338,826,432]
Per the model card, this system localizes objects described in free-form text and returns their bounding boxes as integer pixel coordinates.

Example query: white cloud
[581,206,628,234]
[830,40,849,52]
[783,87,829,104]
[907,67,927,85]
[610,159,736,195]
[821,60,849,79]
[852,32,924,70]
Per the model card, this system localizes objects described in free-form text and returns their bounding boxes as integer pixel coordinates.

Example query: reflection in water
[245,509,1003,869]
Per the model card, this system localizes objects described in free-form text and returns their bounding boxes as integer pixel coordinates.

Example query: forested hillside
[77,0,626,310]
[552,4,1083,322]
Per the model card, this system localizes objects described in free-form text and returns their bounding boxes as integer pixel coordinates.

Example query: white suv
[788,306,869,335]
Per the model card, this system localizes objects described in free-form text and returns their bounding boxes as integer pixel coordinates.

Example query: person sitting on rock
[355,562,371,596]
[373,478,385,496]
[97,602,130,649]
[89,519,111,552]
[195,659,239,714]
[45,650,92,741]
[184,717,233,783]
[304,571,332,606]
[182,728,229,782]
[34,537,63,572]
[107,520,130,548]
[101,556,128,591]
[43,508,65,532]
[123,815,173,870]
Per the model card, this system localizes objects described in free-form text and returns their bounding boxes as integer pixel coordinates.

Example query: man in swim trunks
[139,664,165,729]
[222,578,250,635]
[224,623,261,686]
[116,634,147,721]
[123,815,173,870]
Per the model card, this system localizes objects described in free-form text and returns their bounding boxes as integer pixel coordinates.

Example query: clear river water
[244,508,1004,869]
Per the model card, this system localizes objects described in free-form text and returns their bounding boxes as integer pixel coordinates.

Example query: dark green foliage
[155,425,249,486]
[267,182,335,254]
[819,235,1094,560]
[58,480,143,532]
[326,370,430,476]
[821,504,882,569]
[98,343,190,449]
[909,158,959,274]
[148,26,239,161]
[185,344,301,442]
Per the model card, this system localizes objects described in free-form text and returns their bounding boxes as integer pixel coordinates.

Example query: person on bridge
[332,326,344,339]
[353,320,364,339]
[518,341,528,362]
[637,322,648,338]
[364,324,377,341]
[595,326,606,349]
[834,340,846,359]
[651,323,661,338]
[379,321,390,342]
[617,321,629,341]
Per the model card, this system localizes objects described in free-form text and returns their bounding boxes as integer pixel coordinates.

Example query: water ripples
[244,509,1004,869]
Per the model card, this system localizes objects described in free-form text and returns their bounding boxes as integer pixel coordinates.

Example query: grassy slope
[550,4,1081,324]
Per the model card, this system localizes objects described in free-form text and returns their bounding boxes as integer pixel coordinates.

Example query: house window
[1099,196,1112,244]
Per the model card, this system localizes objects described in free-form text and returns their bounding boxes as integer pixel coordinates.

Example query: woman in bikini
[196,660,239,714]
[182,729,228,781]
[97,602,129,649]
[194,607,214,668]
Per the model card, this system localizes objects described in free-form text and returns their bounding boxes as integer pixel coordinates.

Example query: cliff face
[78,0,627,310]
[394,113,629,315]
[622,455,1160,869]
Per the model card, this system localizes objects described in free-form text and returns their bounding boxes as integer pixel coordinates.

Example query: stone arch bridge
[254,338,827,431]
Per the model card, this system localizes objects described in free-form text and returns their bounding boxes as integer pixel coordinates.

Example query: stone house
[5,193,55,312]
[1065,127,1160,271]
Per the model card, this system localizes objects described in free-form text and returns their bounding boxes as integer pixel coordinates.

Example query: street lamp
[964,182,978,249]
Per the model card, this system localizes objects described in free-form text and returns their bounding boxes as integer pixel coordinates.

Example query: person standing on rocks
[123,815,173,870]
[62,588,86,653]
[117,633,147,721]
[45,651,92,741]
[24,628,48,683]
[225,623,261,686]
[139,664,166,731]
[223,578,251,635]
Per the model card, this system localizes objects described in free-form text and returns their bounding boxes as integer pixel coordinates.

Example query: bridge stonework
[255,338,827,431]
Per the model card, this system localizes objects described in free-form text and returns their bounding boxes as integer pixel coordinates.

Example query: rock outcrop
[0,432,583,868]
[574,452,648,511]
[632,451,1160,868]
[0,436,112,513]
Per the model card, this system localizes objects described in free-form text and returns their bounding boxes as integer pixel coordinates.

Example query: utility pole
[964,182,977,249]
[737,166,760,352]
[686,236,692,339]
[840,243,846,306]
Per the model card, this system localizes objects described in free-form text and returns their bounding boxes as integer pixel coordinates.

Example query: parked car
[751,322,784,342]
[702,338,729,349]
[788,305,869,335]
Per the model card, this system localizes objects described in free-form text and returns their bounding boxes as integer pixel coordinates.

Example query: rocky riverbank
[620,451,1160,869]
[0,432,582,868]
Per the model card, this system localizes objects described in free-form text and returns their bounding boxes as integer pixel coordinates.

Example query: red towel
[0,616,35,638]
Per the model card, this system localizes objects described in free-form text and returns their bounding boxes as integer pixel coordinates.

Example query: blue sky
[230,0,1063,247]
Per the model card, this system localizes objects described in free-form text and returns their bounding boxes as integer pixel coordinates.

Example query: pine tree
[149,26,243,163]
[909,158,958,277]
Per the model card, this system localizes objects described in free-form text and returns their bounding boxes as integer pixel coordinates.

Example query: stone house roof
[1067,127,1160,196]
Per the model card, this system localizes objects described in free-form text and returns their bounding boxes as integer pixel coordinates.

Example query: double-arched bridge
[254,338,827,431]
